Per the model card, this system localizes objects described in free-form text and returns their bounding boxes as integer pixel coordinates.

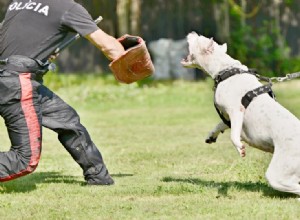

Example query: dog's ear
[220,43,227,53]
[202,38,214,55]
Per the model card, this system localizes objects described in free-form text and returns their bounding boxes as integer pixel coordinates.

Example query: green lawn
[0,74,299,220]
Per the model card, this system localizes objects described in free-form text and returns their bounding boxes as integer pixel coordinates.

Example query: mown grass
[0,73,299,220]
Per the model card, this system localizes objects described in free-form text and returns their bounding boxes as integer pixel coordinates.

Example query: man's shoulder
[42,0,80,12]
[56,0,84,9]
[57,0,89,15]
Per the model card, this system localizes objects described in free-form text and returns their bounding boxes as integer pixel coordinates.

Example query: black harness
[214,68,275,127]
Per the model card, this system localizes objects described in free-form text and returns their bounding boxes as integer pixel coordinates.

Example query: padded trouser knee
[0,73,42,181]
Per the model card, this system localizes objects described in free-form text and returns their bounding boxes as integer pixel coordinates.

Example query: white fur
[182,32,300,196]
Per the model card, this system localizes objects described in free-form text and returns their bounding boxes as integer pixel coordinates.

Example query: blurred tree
[117,0,130,35]
[130,0,141,35]
[116,0,141,36]
[213,0,230,42]
[269,0,287,56]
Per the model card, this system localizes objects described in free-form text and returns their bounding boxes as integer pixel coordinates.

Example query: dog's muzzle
[181,54,195,67]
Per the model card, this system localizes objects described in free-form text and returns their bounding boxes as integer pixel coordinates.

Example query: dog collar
[214,68,257,89]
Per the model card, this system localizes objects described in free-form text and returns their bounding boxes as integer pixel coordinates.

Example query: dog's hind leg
[266,151,300,196]
[227,106,246,157]
[205,121,229,143]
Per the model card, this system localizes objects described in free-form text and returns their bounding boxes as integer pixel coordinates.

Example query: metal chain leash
[270,72,300,82]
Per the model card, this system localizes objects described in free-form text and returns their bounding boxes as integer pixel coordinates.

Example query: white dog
[181,32,300,196]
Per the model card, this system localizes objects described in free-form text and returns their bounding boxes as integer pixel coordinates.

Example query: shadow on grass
[162,177,298,199]
[0,172,134,194]
[0,172,82,193]
[111,173,134,178]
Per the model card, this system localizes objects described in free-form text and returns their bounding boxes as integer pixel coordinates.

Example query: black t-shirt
[0,0,99,61]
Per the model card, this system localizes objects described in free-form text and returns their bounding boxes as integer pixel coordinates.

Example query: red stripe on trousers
[0,73,41,181]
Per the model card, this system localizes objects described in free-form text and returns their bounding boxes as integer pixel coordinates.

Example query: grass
[0,73,299,219]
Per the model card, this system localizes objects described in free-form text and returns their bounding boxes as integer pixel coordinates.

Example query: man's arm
[85,29,125,61]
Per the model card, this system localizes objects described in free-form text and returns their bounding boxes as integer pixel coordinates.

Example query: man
[0,0,125,185]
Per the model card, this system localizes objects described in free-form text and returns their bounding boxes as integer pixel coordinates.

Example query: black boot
[85,164,114,185]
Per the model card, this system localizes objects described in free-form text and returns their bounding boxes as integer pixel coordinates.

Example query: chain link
[271,72,300,82]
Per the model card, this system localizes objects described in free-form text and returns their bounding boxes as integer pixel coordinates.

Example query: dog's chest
[214,74,261,109]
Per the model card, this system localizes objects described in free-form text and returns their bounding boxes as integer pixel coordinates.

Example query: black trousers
[0,72,107,181]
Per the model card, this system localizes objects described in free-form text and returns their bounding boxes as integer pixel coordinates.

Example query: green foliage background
[1,1,300,75]
[228,14,300,77]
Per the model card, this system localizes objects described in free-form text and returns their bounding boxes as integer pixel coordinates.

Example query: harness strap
[214,102,231,128]
[214,68,258,89]
[214,67,276,126]
[241,84,275,109]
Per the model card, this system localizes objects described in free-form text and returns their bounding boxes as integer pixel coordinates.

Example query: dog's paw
[238,145,246,157]
[205,136,217,144]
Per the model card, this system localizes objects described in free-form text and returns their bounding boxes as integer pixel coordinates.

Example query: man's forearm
[86,29,125,61]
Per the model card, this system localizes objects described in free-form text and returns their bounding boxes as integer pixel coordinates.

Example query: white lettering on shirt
[38,6,49,16]
[8,1,49,17]
[34,3,41,11]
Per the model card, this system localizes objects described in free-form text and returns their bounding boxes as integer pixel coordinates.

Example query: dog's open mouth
[181,54,195,68]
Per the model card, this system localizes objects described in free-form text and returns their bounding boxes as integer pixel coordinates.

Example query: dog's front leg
[228,106,246,157]
[205,121,229,144]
